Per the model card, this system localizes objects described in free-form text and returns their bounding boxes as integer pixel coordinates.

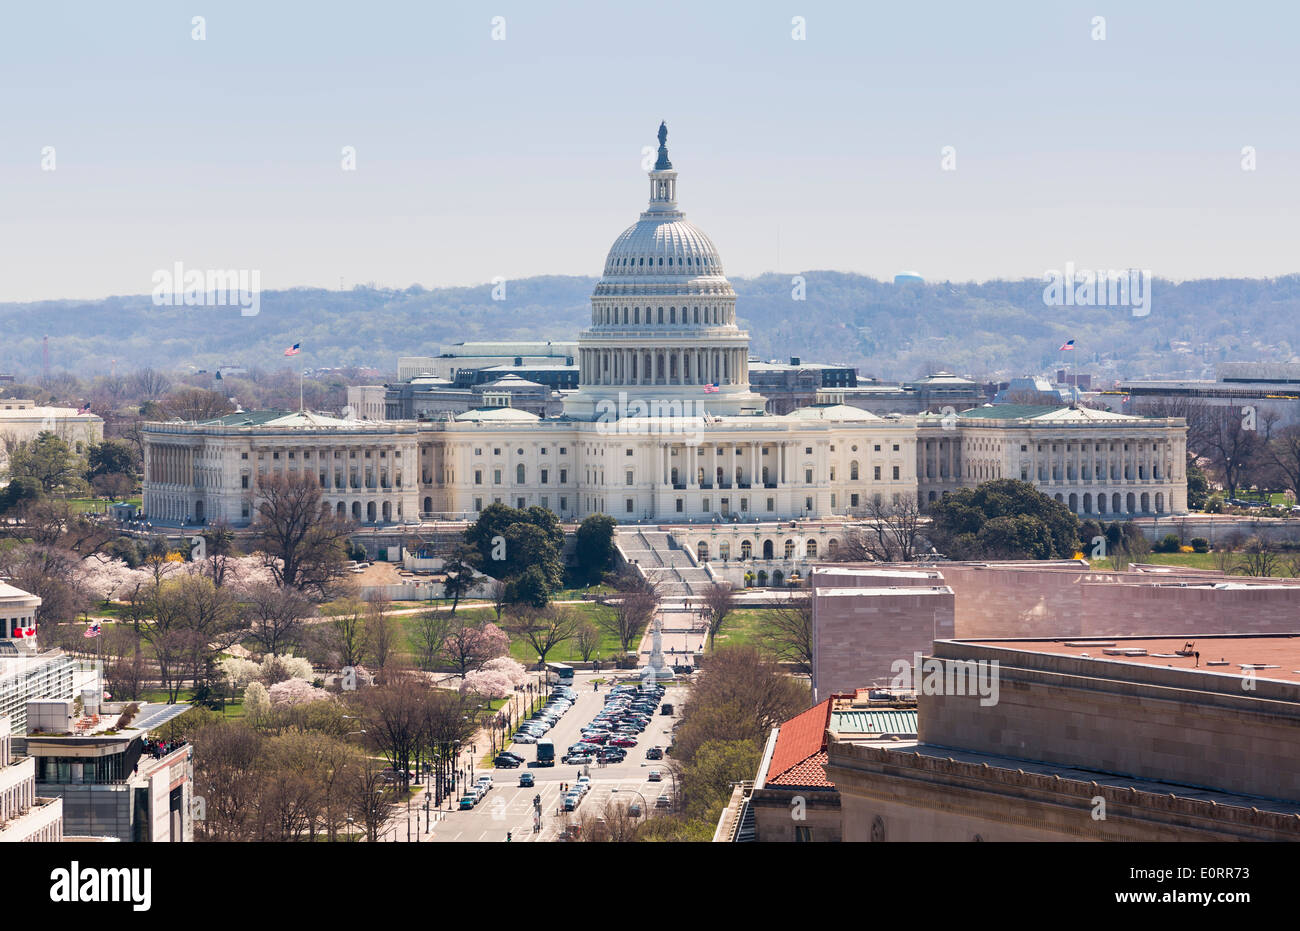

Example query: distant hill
[4,272,1299,383]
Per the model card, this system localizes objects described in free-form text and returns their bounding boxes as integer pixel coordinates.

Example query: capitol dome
[602,218,725,278]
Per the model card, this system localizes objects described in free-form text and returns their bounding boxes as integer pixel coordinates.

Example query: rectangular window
[475,470,483,485]
[850,493,859,507]
[626,448,633,456]
[541,496,548,509]
[804,469,813,483]
[493,470,501,484]
[241,503,249,518]
[703,498,710,512]
[676,498,684,512]
[874,466,881,480]
[766,498,775,511]
[474,498,482,512]
[892,465,900,480]
[474,448,482,456]
[626,498,634,513]
[517,497,526,509]
[560,469,567,484]
[626,470,634,485]
[541,469,549,484]
[805,496,813,511]
[740,498,748,511]
[560,496,568,511]
[241,475,249,489]
[560,447,567,455]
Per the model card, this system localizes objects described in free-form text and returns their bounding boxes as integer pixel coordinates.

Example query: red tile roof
[765,699,835,788]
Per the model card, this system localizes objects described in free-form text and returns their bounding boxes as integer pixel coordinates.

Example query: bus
[536,739,555,767]
[545,662,574,686]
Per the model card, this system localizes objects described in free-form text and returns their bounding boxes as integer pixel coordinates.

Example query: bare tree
[504,604,579,668]
[330,598,368,669]
[364,596,402,678]
[574,619,602,663]
[701,582,737,650]
[252,472,354,594]
[412,609,455,671]
[761,593,813,672]
[1234,537,1281,578]
[839,497,925,562]
[600,571,659,657]
[161,386,236,422]
[1266,424,1300,501]
[241,581,314,657]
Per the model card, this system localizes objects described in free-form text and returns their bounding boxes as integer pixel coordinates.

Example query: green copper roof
[957,404,1063,420]
[829,709,918,736]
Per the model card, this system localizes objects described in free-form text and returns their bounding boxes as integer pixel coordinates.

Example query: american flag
[77,403,91,414]
[284,343,301,356]
[1058,339,1076,351]
[84,621,102,639]
[703,383,719,393]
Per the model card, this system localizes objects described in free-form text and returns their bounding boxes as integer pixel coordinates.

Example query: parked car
[495,753,522,768]
[458,794,478,810]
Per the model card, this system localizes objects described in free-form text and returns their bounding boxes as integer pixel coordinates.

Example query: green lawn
[1093,550,1300,575]
[505,602,627,665]
[137,688,246,720]
[711,608,780,652]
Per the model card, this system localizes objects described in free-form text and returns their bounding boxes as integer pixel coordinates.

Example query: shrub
[1153,534,1182,554]
[1190,537,1210,553]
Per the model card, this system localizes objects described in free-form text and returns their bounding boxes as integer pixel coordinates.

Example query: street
[420,671,683,842]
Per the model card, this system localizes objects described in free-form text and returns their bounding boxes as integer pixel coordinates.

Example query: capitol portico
[142,125,1188,528]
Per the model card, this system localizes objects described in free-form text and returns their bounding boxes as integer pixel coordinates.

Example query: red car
[581,734,609,745]
[609,736,637,747]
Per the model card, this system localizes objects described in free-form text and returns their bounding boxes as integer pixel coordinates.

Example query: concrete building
[383,373,563,420]
[21,698,193,842]
[747,359,858,415]
[809,560,1300,701]
[720,691,917,843]
[345,385,388,421]
[829,372,985,417]
[397,341,577,382]
[917,403,1188,517]
[827,635,1300,841]
[140,125,1187,528]
[1122,361,1300,428]
[142,410,421,526]
[0,714,63,843]
[0,399,103,471]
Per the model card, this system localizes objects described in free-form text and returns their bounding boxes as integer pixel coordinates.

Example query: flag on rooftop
[284,343,301,356]
[703,383,719,393]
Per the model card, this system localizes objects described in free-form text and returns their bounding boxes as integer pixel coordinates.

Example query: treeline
[5,273,1300,380]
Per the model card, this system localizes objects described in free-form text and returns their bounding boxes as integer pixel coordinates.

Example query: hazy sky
[1,1,1297,302]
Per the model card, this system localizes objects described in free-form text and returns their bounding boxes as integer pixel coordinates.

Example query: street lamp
[609,787,649,818]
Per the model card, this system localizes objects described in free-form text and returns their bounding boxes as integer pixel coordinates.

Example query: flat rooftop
[962,634,1300,685]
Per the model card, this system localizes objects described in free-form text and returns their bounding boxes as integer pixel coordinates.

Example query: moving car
[518,772,535,787]
[645,747,663,760]
[655,793,671,808]
[495,753,522,768]
[648,770,663,782]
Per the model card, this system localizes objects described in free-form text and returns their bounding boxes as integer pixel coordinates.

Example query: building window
[560,469,567,484]
[541,469,549,484]
[892,466,900,479]
[766,497,774,511]
[626,448,633,456]
[560,447,567,455]
[241,475,249,489]
[850,493,859,507]
[795,826,814,842]
[493,470,502,484]
[804,469,813,483]
[805,497,813,511]
[516,464,526,484]
[560,497,568,510]
[676,498,683,512]
[626,470,634,486]
[626,498,634,513]
[474,498,482,512]
[874,466,881,480]
[475,470,482,485]
[241,452,248,459]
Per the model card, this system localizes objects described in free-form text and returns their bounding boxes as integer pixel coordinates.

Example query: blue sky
[1,1,1296,301]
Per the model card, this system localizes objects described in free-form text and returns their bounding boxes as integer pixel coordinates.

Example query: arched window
[740,540,752,559]
[827,538,838,555]
[763,539,774,559]
[806,540,818,557]
[850,460,860,480]
[784,539,795,558]
[697,541,709,562]
[719,541,730,560]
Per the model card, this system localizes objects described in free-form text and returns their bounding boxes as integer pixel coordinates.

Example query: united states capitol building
[142,126,1188,527]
